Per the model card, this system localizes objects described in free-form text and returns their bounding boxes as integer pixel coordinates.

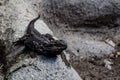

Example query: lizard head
[57,40,67,49]
[42,39,67,57]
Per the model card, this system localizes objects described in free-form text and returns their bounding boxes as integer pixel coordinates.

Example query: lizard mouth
[45,39,67,46]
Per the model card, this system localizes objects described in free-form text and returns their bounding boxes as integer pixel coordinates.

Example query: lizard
[14,15,67,57]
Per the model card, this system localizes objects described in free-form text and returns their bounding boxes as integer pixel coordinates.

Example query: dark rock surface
[41,0,120,27]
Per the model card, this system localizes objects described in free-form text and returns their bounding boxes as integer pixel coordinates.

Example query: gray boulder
[0,0,82,80]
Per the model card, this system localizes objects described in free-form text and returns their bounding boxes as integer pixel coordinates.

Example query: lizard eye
[59,40,67,44]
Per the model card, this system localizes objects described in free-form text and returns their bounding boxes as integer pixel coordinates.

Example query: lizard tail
[27,14,40,34]
[32,14,40,22]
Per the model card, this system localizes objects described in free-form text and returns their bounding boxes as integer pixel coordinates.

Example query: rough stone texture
[41,0,120,27]
[40,0,120,57]
[7,56,81,80]
[0,0,82,80]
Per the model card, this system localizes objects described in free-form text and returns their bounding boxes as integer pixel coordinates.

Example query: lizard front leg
[13,34,30,46]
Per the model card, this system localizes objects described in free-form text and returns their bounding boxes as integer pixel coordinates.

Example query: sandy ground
[70,53,120,80]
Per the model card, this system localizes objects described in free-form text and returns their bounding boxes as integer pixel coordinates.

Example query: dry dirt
[70,54,120,80]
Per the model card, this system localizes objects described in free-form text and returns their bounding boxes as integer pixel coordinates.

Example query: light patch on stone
[63,51,70,61]
[105,39,116,47]
[104,59,113,70]
[35,19,53,35]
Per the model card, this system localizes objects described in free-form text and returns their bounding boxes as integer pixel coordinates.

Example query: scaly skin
[15,15,67,57]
